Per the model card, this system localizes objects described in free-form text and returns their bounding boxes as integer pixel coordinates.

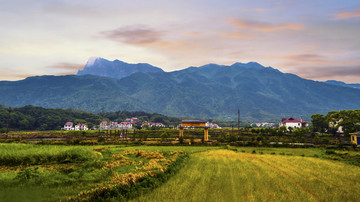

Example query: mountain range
[324,80,360,89]
[0,58,359,122]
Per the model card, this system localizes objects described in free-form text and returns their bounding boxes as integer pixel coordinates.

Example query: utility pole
[238,109,240,137]
[6,107,12,134]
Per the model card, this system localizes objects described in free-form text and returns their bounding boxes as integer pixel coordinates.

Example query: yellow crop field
[133,150,360,202]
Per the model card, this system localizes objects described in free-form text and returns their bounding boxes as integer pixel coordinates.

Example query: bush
[325,150,336,155]
[15,167,41,182]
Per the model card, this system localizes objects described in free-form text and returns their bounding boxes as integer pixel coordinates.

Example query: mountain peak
[85,57,103,67]
[77,57,164,79]
[231,62,266,69]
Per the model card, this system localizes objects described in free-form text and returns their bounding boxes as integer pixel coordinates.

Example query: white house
[64,122,74,130]
[279,118,308,129]
[80,124,88,130]
[208,123,221,129]
[329,118,344,133]
[149,122,165,128]
[100,121,109,130]
[119,122,133,129]
[75,123,81,131]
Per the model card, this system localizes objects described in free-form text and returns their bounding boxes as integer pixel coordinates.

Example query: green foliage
[311,113,328,133]
[311,109,360,134]
[15,167,41,182]
[0,105,179,131]
[0,144,99,166]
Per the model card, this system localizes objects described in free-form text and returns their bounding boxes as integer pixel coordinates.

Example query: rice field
[133,149,360,202]
[1,144,360,201]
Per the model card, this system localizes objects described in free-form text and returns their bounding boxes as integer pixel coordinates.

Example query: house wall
[351,135,360,145]
[281,122,306,129]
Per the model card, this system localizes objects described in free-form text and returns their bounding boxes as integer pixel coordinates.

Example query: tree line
[0,105,180,132]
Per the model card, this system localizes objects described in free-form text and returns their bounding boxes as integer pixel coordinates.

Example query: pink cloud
[220,32,255,39]
[228,19,304,32]
[100,26,163,45]
[50,62,84,71]
[335,8,360,19]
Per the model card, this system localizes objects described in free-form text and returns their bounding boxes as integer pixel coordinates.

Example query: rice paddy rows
[133,150,360,202]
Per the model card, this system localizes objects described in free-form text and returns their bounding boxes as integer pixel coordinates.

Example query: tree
[311,113,327,133]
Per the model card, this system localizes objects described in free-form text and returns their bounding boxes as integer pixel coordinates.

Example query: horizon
[1,1,360,83]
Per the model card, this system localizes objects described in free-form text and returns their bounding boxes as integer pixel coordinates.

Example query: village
[63,116,221,131]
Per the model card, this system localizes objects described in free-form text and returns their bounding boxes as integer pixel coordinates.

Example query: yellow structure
[350,131,360,145]
[179,120,209,142]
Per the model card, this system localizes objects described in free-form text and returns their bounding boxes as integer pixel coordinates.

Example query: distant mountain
[77,57,164,79]
[1,61,360,122]
[324,80,360,89]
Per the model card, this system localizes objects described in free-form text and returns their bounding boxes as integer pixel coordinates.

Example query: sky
[1,0,360,83]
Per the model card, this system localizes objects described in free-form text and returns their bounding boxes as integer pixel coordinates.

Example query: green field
[0,144,360,201]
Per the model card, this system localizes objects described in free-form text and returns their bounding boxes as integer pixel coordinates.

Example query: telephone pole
[6,107,12,134]
[237,109,240,137]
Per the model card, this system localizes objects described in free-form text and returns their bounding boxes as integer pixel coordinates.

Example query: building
[208,123,221,129]
[80,124,88,130]
[350,131,360,145]
[75,124,81,131]
[99,121,133,130]
[149,122,165,127]
[119,122,133,129]
[329,118,344,133]
[254,122,276,128]
[100,121,109,130]
[131,117,138,122]
[64,122,74,130]
[279,117,308,129]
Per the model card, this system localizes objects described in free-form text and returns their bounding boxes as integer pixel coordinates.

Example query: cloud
[290,65,360,80]
[0,69,36,81]
[220,32,255,39]
[228,19,304,32]
[285,54,326,63]
[49,63,84,71]
[100,26,163,45]
[335,8,360,20]
[99,25,201,53]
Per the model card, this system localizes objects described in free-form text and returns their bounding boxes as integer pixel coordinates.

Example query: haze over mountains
[1,57,359,122]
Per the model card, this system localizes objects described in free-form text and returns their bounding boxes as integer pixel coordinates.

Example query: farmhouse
[64,122,74,130]
[119,122,133,129]
[64,122,88,131]
[99,121,133,130]
[142,121,165,128]
[350,131,360,145]
[279,117,308,129]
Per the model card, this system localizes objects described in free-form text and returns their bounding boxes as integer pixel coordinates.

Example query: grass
[0,144,193,201]
[0,143,100,166]
[1,144,360,201]
[133,149,360,202]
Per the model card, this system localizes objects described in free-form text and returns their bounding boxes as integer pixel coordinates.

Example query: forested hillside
[0,105,180,131]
